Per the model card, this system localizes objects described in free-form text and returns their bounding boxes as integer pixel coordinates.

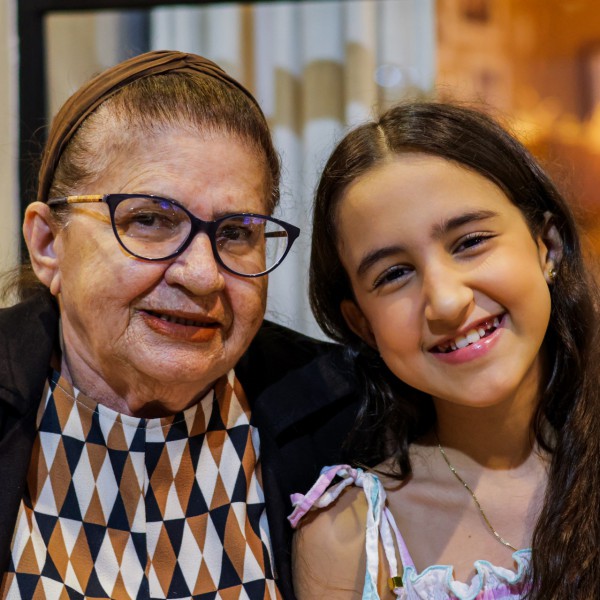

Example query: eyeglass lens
[112,196,290,275]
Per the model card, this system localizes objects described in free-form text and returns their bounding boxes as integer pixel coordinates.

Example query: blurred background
[1,0,599,337]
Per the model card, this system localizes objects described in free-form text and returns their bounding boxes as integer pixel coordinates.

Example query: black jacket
[0,291,360,599]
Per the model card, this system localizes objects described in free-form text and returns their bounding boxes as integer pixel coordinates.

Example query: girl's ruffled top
[289,465,531,600]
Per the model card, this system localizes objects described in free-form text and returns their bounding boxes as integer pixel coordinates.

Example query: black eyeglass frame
[47,193,301,277]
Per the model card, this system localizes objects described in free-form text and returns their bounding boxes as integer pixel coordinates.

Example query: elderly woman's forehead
[74,131,269,202]
[87,111,264,159]
[72,122,262,177]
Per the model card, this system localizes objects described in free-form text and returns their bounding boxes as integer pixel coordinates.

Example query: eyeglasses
[47,194,300,277]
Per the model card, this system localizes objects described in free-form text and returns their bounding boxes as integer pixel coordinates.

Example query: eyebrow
[135,193,265,219]
[355,209,499,278]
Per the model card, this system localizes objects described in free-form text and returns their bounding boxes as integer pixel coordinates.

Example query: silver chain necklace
[435,434,517,552]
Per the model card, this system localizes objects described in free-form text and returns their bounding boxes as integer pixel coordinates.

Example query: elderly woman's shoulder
[0,288,58,332]
[237,319,339,392]
[250,319,334,357]
[0,289,58,409]
[238,319,357,414]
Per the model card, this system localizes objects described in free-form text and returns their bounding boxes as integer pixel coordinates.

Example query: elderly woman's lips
[145,309,218,327]
[141,309,221,342]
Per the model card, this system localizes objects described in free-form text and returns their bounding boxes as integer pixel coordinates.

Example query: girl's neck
[431,393,540,470]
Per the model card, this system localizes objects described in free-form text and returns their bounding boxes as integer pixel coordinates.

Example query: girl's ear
[340,299,377,349]
[538,212,564,284]
[22,202,62,295]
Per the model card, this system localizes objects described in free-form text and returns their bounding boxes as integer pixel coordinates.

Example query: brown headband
[37,50,263,203]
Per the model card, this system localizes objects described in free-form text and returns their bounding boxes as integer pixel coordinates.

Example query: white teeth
[455,329,482,349]
[466,330,481,344]
[436,317,502,353]
[455,336,469,349]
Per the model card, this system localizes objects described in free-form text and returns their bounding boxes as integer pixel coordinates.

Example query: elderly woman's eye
[132,212,161,227]
[115,210,186,246]
[122,210,178,230]
[219,223,260,244]
[220,225,248,240]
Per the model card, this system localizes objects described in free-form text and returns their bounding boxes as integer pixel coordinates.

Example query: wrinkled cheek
[122,320,148,347]
[231,297,266,347]
[244,280,268,324]
[251,301,266,327]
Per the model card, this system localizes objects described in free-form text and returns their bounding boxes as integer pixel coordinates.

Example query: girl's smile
[429,313,505,365]
[429,314,503,353]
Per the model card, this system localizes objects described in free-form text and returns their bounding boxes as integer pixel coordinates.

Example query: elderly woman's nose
[165,232,225,293]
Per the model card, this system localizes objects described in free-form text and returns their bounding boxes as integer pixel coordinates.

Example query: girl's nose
[423,265,474,330]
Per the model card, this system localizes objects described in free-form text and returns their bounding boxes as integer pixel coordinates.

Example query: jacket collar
[251,345,356,437]
[0,290,59,415]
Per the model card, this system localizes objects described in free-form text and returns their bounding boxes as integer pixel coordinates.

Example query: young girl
[289,102,600,599]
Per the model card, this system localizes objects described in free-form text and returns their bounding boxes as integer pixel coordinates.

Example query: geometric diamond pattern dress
[1,369,281,600]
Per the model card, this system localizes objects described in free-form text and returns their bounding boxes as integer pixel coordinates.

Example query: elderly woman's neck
[55,313,222,417]
[59,352,215,419]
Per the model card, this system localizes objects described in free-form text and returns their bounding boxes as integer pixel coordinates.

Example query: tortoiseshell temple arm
[47,195,105,206]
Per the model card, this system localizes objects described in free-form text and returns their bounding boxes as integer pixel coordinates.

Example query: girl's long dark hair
[309,101,600,599]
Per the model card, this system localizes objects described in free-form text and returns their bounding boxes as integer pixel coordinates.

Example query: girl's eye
[372,265,411,290]
[453,233,494,253]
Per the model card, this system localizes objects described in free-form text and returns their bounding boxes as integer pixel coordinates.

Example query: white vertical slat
[377,0,436,103]
[205,5,242,79]
[258,3,307,329]
[0,0,19,292]
[150,6,205,55]
[296,2,346,337]
[344,0,378,126]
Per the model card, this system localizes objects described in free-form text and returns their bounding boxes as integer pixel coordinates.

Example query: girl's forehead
[337,154,510,222]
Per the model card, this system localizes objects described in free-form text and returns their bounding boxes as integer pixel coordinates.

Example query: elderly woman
[0,51,359,600]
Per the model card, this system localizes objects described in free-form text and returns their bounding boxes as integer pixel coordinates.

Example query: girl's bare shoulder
[295,482,368,548]
[292,482,369,599]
